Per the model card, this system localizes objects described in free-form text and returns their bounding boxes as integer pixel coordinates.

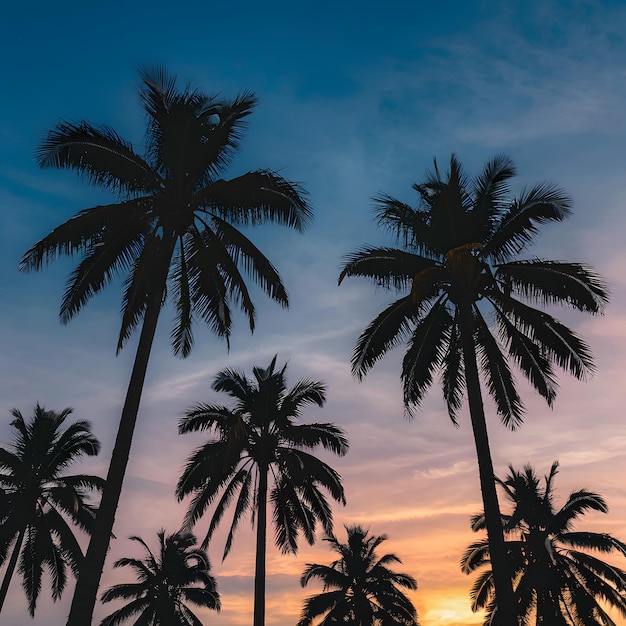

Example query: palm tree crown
[298,524,419,626]
[176,355,349,626]
[21,66,311,356]
[339,154,607,424]
[99,530,220,626]
[0,404,103,615]
[19,67,312,624]
[338,154,609,621]
[461,461,626,625]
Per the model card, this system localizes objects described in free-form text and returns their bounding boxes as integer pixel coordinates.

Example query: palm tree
[337,154,608,622]
[20,67,311,624]
[461,461,626,625]
[99,530,220,626]
[0,404,103,616]
[298,524,418,626]
[176,355,349,626]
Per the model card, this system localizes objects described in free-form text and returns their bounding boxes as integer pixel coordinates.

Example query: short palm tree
[20,67,311,624]
[338,154,608,620]
[0,404,103,616]
[298,524,418,626]
[99,530,220,626]
[176,356,349,626]
[461,461,626,625]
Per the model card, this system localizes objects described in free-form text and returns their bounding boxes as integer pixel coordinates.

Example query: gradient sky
[2,1,626,625]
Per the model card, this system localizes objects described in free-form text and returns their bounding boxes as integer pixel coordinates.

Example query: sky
[1,1,626,624]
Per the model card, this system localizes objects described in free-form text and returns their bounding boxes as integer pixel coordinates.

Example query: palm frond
[279,449,346,505]
[496,260,609,313]
[20,201,147,275]
[181,586,221,611]
[211,367,254,399]
[170,236,194,357]
[100,581,149,602]
[211,214,289,307]
[184,226,233,344]
[372,193,430,250]
[472,154,516,225]
[560,532,626,556]
[461,539,491,574]
[281,423,349,456]
[272,479,307,554]
[351,296,417,379]
[198,169,312,231]
[99,597,151,626]
[221,471,252,558]
[338,247,434,289]
[401,299,452,413]
[490,292,595,380]
[483,182,572,261]
[278,379,327,419]
[552,491,609,532]
[19,527,43,616]
[474,305,523,429]
[42,506,84,577]
[300,563,347,588]
[492,302,558,406]
[298,589,346,626]
[36,121,161,194]
[190,91,258,182]
[116,234,171,353]
[441,319,464,424]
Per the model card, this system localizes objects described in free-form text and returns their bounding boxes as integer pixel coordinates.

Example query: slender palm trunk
[0,528,25,613]
[253,463,268,626]
[459,305,517,625]
[67,238,175,626]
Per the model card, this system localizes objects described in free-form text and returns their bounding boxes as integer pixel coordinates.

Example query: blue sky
[2,1,626,625]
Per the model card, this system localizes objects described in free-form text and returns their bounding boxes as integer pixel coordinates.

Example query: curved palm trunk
[458,305,517,625]
[67,238,175,626]
[0,527,25,613]
[254,463,268,626]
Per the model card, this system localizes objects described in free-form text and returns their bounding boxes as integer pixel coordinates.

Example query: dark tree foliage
[338,154,608,622]
[21,67,311,625]
[176,356,348,626]
[462,462,626,625]
[0,405,103,615]
[99,530,220,626]
[298,524,419,626]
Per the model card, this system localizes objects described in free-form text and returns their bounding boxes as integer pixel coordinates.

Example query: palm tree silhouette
[338,154,608,621]
[461,461,626,625]
[298,524,418,626]
[0,404,103,615]
[176,355,348,626]
[99,530,220,626]
[20,67,311,624]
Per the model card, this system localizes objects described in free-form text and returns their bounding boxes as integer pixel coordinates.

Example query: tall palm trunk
[0,527,26,613]
[254,462,268,626]
[67,237,175,626]
[459,305,517,625]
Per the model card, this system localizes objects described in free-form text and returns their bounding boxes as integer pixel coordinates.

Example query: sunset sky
[2,1,626,625]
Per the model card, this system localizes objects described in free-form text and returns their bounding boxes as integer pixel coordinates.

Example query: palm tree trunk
[66,238,175,626]
[253,463,268,626]
[0,528,26,613]
[458,304,517,625]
